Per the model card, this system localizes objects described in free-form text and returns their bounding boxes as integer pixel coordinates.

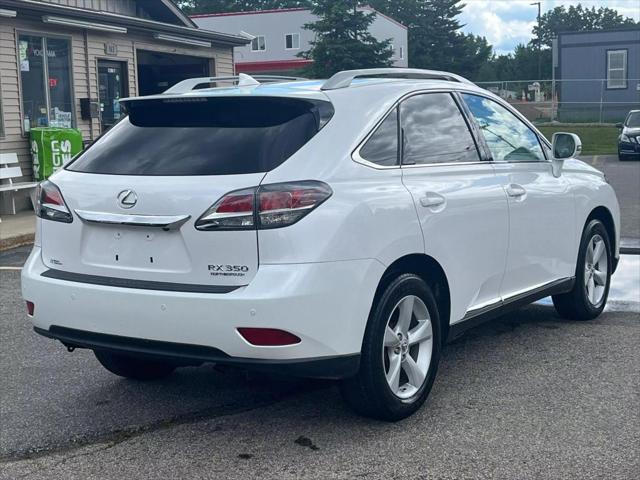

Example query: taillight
[195,181,331,231]
[26,301,35,316]
[257,182,332,229]
[195,188,255,230]
[36,180,73,223]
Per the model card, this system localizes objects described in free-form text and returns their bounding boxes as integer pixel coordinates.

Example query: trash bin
[30,127,83,181]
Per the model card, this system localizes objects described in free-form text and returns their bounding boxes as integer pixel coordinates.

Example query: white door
[398,92,510,323]
[460,93,576,298]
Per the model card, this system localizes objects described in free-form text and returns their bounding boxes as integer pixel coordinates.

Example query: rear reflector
[26,301,35,316]
[237,327,301,346]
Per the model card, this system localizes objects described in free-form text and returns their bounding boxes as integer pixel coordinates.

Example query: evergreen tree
[299,1,393,78]
[368,0,491,79]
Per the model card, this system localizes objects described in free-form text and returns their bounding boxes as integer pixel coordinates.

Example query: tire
[340,273,441,421]
[94,350,177,381]
[552,219,612,320]
[618,152,627,161]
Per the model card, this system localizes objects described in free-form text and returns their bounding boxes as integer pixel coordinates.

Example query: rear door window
[400,93,480,165]
[67,97,333,176]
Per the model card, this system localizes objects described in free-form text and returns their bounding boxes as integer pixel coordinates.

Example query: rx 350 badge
[208,264,249,277]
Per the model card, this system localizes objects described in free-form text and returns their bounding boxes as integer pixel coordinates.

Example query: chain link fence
[475,79,640,124]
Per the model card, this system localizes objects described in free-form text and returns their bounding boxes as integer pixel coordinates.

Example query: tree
[368,0,491,79]
[478,3,637,82]
[178,1,310,15]
[532,4,638,48]
[451,34,493,80]
[299,1,393,78]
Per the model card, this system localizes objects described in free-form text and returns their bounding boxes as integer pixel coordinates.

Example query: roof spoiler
[321,68,474,90]
[163,73,307,94]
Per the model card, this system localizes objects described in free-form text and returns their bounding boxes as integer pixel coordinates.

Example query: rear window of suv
[67,96,334,176]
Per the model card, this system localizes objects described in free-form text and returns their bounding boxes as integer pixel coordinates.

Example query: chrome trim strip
[458,277,575,323]
[401,161,493,169]
[75,210,191,230]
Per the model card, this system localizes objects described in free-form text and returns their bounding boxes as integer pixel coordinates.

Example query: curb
[620,238,640,255]
[0,234,35,252]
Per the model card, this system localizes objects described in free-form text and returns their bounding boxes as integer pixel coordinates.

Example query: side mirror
[551,132,582,177]
[552,132,582,160]
[615,122,623,129]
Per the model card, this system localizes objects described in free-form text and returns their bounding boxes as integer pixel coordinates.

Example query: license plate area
[80,225,191,273]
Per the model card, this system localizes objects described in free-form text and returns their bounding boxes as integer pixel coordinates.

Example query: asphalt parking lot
[1,246,638,479]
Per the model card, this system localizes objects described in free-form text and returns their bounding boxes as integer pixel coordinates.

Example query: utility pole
[531,2,542,79]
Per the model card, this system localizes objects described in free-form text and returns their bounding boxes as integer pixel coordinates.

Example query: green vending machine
[30,128,83,181]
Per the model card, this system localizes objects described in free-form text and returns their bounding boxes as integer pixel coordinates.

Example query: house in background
[192,7,408,75]
[555,27,640,122]
[0,0,248,213]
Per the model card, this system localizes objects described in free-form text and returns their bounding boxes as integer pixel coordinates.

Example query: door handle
[506,184,526,198]
[420,192,446,208]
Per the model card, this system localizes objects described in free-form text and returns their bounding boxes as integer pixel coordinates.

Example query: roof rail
[321,68,474,90]
[164,73,307,94]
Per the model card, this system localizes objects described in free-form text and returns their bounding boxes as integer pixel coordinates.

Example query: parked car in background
[617,110,640,161]
[22,69,620,421]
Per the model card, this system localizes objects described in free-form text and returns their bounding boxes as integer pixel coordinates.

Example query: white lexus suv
[22,69,620,421]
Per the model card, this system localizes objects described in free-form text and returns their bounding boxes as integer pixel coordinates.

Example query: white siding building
[193,7,408,74]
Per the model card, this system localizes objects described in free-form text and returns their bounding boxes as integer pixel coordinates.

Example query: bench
[0,153,38,215]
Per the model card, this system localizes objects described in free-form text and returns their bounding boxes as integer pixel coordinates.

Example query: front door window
[462,94,545,162]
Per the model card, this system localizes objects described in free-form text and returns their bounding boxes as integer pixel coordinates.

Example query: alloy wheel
[382,295,433,399]
[584,234,608,306]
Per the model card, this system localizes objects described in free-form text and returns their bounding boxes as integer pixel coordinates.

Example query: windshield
[626,112,640,128]
[67,96,333,176]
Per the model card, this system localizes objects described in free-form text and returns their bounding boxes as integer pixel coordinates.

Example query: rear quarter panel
[258,164,423,265]
[259,88,424,266]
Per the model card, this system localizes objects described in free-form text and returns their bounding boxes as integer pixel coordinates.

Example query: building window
[607,50,627,89]
[399,46,404,60]
[251,35,266,52]
[285,33,300,50]
[19,34,74,131]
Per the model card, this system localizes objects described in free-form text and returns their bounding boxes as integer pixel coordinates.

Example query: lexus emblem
[117,189,138,209]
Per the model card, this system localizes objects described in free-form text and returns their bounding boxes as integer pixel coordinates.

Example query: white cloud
[460,0,640,55]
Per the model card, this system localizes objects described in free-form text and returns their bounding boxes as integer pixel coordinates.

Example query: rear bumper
[34,326,360,379]
[22,247,385,374]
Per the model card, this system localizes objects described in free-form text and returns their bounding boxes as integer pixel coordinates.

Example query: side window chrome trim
[401,161,493,169]
[352,88,486,170]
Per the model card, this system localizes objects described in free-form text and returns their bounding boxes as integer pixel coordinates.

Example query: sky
[459,0,640,55]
